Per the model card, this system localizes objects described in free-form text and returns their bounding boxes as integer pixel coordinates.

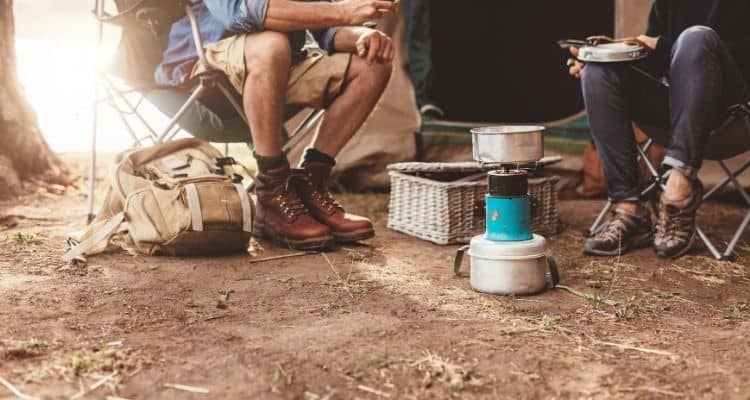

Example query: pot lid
[469,234,547,259]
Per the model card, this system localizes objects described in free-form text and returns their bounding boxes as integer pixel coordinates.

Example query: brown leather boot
[296,161,375,243]
[253,165,334,250]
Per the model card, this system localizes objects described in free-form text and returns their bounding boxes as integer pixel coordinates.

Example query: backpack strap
[234,183,253,233]
[184,183,204,231]
[62,212,126,262]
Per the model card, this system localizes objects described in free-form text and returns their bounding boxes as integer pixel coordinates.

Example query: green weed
[11,232,41,245]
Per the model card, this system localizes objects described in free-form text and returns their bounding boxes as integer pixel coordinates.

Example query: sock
[664,169,693,202]
[302,148,336,167]
[615,201,647,217]
[253,151,289,173]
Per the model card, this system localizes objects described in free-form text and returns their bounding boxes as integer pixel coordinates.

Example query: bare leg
[242,32,292,156]
[310,56,392,156]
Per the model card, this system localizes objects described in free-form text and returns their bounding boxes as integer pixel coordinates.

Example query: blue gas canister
[485,171,532,241]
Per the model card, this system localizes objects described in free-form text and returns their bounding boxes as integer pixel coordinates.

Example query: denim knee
[581,63,624,98]
[672,26,721,62]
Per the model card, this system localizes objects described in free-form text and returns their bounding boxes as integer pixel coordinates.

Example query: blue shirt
[155,0,340,87]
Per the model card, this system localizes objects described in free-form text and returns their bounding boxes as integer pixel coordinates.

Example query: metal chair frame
[585,104,750,261]
[88,0,324,220]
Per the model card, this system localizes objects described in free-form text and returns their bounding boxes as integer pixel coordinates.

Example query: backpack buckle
[215,157,237,167]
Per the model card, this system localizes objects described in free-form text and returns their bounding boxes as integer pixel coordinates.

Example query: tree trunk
[0,0,67,199]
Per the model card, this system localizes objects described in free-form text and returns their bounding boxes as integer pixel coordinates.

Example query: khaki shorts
[192,34,351,109]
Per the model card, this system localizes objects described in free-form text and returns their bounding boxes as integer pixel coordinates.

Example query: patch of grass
[345,249,369,264]
[10,232,41,246]
[542,315,556,330]
[70,354,94,376]
[323,302,337,311]
[186,293,199,308]
[615,297,641,321]
[586,291,604,309]
[729,301,748,318]
[486,295,519,313]
[215,289,235,309]
[412,351,482,391]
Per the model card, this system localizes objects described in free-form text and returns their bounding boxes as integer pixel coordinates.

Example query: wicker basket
[387,162,560,245]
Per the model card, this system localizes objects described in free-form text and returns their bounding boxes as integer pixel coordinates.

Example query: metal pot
[454,234,559,295]
[471,126,545,164]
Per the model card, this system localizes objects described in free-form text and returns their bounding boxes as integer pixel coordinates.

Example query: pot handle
[547,255,560,288]
[453,245,470,278]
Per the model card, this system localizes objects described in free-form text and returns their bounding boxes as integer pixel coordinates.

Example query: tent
[292,0,652,189]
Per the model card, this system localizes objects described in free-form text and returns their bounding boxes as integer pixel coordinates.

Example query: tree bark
[0,0,68,199]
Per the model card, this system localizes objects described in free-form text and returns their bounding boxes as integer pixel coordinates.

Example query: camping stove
[454,127,559,295]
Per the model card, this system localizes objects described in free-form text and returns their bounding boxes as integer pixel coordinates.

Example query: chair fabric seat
[637,112,750,161]
[143,88,251,144]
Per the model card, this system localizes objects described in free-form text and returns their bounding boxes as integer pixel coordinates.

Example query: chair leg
[87,86,99,223]
[159,84,207,142]
[724,211,750,260]
[103,90,145,147]
[282,109,325,153]
[585,199,613,237]
[87,0,104,223]
[695,159,750,261]
[102,76,159,142]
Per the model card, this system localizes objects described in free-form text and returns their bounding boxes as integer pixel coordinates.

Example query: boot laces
[655,205,692,242]
[596,212,632,243]
[271,171,309,220]
[301,175,343,213]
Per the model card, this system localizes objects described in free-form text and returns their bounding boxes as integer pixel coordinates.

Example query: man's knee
[349,56,393,90]
[244,31,292,73]
[673,26,720,61]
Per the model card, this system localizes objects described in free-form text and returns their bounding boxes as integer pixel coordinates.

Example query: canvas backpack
[63,138,254,262]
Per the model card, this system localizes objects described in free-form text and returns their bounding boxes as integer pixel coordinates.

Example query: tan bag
[63,138,253,261]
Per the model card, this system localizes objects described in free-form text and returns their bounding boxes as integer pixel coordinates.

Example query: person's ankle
[615,201,646,216]
[253,151,288,173]
[664,169,693,202]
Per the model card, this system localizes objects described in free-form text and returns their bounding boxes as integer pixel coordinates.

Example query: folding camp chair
[585,102,750,261]
[88,0,324,220]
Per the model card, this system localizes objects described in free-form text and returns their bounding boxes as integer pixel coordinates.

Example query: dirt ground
[1,157,750,400]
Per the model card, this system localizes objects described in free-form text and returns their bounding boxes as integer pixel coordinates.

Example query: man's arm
[644,0,670,64]
[203,0,396,33]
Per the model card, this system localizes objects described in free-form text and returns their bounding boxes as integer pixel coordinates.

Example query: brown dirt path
[1,161,749,399]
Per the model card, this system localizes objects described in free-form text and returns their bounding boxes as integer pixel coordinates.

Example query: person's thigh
[285,49,351,109]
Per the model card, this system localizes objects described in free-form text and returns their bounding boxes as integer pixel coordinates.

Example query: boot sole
[655,231,696,259]
[253,226,334,251]
[583,231,653,257]
[333,228,375,243]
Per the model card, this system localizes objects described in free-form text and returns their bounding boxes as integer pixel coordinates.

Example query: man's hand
[627,35,659,50]
[336,0,397,26]
[356,29,394,64]
[568,46,585,79]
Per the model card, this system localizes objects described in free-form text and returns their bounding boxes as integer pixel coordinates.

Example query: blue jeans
[581,26,749,201]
